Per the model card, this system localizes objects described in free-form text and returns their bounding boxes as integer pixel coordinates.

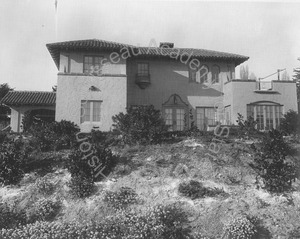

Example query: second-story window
[83,56,103,75]
[212,65,220,83]
[137,63,149,76]
[189,65,208,84]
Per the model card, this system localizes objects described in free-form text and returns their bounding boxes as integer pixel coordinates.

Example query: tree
[281,71,290,81]
[249,72,257,80]
[240,65,249,80]
[293,58,300,112]
[0,83,13,121]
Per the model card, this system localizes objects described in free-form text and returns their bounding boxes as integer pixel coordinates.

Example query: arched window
[199,65,209,84]
[212,65,220,83]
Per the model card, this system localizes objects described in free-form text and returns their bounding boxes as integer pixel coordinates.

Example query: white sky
[1,0,300,91]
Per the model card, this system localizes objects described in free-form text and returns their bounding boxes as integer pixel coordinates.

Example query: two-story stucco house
[2,39,298,132]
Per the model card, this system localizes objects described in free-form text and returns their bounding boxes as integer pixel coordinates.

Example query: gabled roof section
[1,91,56,106]
[46,39,249,69]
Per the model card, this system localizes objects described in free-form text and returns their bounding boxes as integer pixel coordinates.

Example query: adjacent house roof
[1,91,56,106]
[46,39,249,69]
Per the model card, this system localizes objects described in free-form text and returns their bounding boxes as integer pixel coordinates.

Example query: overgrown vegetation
[0,140,26,185]
[178,180,227,199]
[252,129,296,193]
[103,187,138,209]
[67,175,95,198]
[236,113,259,138]
[280,110,300,135]
[112,105,169,145]
[223,215,258,239]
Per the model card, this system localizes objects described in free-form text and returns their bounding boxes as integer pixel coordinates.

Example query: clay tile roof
[1,91,56,106]
[46,39,249,69]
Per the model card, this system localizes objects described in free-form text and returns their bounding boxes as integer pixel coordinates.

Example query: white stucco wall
[224,80,298,124]
[55,75,127,132]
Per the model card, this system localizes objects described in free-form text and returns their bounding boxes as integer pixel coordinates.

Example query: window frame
[247,103,283,130]
[80,100,102,123]
[212,65,220,84]
[137,62,150,76]
[189,65,209,84]
[83,55,103,75]
[196,107,217,130]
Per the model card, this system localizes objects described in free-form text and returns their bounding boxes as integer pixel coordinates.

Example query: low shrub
[236,113,259,139]
[252,129,296,193]
[112,105,169,145]
[66,143,117,181]
[27,120,80,151]
[280,110,300,135]
[24,151,64,175]
[68,175,95,198]
[222,215,257,239]
[0,131,7,144]
[26,198,61,222]
[103,187,138,209]
[178,180,227,199]
[33,176,55,196]
[0,140,26,185]
[0,202,26,229]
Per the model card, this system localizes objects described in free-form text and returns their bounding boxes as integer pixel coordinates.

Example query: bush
[103,187,138,209]
[280,110,300,135]
[252,129,296,193]
[26,198,61,222]
[28,120,80,151]
[223,215,257,239]
[112,105,169,145]
[178,180,227,199]
[33,176,55,195]
[66,143,117,181]
[0,202,26,229]
[236,113,259,138]
[68,175,95,198]
[0,131,7,144]
[0,140,26,185]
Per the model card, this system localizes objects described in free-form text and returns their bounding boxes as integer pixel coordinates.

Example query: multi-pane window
[137,63,149,76]
[80,100,102,123]
[265,106,273,130]
[163,108,185,131]
[200,65,209,84]
[246,105,255,119]
[176,109,185,131]
[256,105,264,130]
[164,108,173,127]
[189,65,208,84]
[212,65,220,83]
[275,106,283,128]
[247,104,283,130]
[196,107,217,130]
[83,56,103,74]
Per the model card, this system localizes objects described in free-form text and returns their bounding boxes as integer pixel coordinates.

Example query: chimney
[159,42,174,48]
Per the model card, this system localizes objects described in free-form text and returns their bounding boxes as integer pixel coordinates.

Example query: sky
[1,0,300,91]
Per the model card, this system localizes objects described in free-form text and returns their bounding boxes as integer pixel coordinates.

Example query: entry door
[164,108,185,131]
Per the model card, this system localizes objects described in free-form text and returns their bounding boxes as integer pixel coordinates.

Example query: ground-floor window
[164,107,185,131]
[196,107,217,130]
[246,103,283,130]
[80,100,102,123]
